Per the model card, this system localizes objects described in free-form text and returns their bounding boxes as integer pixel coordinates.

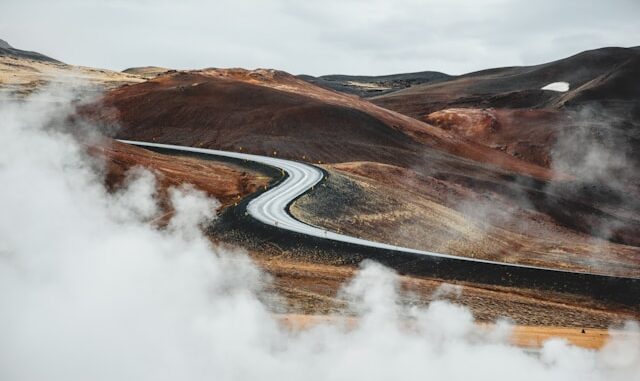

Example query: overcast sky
[1,0,638,76]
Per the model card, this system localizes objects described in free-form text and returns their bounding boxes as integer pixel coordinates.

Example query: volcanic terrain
[85,60,640,278]
[3,39,639,331]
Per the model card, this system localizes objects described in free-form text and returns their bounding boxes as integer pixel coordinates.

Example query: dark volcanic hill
[367,47,640,182]
[371,46,640,116]
[0,39,61,63]
[299,71,451,98]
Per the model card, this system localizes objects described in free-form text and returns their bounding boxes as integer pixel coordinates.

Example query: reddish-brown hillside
[90,139,269,212]
[424,108,564,167]
[87,69,557,181]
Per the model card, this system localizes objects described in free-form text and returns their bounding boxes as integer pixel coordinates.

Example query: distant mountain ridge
[371,46,640,113]
[0,39,61,63]
[299,46,640,108]
[298,71,451,97]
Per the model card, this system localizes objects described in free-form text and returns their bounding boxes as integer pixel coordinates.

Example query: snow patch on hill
[541,82,570,92]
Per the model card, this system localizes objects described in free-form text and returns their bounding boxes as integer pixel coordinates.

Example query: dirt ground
[277,313,627,349]
[250,254,639,329]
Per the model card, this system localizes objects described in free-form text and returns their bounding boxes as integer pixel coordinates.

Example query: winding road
[118,140,623,271]
[119,140,639,303]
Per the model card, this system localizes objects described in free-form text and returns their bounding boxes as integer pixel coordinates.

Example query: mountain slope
[299,70,451,97]
[357,46,640,252]
[371,46,640,116]
[88,68,556,180]
[0,38,61,63]
[368,46,640,182]
[0,39,143,99]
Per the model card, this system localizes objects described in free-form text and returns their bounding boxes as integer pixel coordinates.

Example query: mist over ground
[0,85,638,380]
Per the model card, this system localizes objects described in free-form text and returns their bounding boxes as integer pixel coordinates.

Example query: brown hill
[423,108,563,167]
[361,47,640,253]
[88,68,557,181]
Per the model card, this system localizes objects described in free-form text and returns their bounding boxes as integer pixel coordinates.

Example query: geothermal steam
[0,86,638,381]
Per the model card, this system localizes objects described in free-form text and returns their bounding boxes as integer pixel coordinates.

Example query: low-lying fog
[0,85,638,381]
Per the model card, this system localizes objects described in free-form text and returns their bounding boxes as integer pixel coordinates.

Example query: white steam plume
[549,105,640,246]
[0,85,638,381]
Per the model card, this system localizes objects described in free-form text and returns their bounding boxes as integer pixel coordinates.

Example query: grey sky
[1,0,638,76]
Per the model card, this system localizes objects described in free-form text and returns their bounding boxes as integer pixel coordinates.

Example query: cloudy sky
[1,0,638,75]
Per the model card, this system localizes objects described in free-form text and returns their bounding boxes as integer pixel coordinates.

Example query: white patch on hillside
[541,81,570,92]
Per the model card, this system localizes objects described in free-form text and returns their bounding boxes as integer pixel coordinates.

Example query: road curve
[118,140,638,278]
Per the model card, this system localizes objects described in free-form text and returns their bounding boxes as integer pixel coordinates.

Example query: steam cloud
[549,105,640,245]
[0,86,638,381]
